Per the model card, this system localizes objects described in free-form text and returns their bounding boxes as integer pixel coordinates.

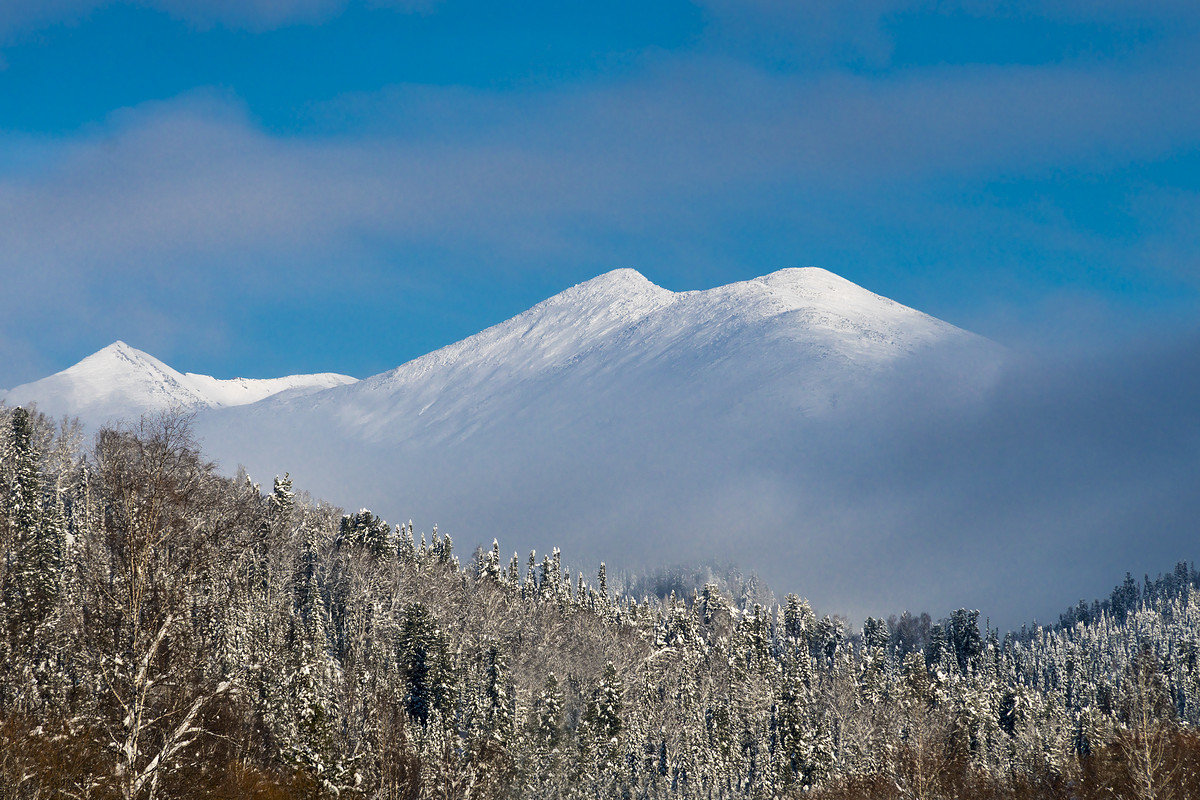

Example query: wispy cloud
[5,53,1199,254]
[0,0,433,39]
[1,39,1198,382]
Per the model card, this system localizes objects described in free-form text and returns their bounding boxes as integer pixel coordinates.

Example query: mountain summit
[189,268,1002,577]
[2,340,357,426]
[265,266,985,440]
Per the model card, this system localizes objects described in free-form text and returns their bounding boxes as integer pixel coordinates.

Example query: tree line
[1,404,1198,799]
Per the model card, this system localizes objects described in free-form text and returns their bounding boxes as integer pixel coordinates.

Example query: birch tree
[75,414,246,800]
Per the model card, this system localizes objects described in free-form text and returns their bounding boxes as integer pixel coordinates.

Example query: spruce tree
[3,406,63,706]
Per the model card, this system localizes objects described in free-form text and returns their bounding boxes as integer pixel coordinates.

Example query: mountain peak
[754,267,875,298]
[736,267,942,336]
[80,340,169,370]
[579,267,653,289]
[363,268,674,400]
[546,268,664,308]
[5,342,357,428]
[758,266,843,285]
[93,340,148,358]
[506,267,673,337]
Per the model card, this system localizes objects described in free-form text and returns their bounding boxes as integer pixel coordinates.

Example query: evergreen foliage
[1,404,1199,799]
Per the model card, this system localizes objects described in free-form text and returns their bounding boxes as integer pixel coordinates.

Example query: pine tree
[470,644,516,792]
[397,603,451,726]
[270,472,295,516]
[480,538,501,582]
[338,508,395,560]
[5,408,48,641]
[2,407,65,709]
[529,672,565,795]
[588,662,624,771]
[525,550,538,598]
[398,519,416,562]
[948,608,984,674]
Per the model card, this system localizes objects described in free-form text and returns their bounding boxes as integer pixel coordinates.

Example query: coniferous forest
[3,404,1200,799]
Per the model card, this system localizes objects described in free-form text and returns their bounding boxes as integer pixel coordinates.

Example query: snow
[2,340,357,428]
[186,269,1003,557]
[259,266,989,442]
[181,372,357,407]
[4,268,1006,591]
[7,269,977,436]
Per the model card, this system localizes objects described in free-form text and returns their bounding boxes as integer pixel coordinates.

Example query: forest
[1,404,1198,799]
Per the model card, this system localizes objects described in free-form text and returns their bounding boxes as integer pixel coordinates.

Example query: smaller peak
[95,340,141,355]
[70,341,175,379]
[86,340,154,363]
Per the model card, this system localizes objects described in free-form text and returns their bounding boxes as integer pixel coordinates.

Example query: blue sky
[2,0,1199,386]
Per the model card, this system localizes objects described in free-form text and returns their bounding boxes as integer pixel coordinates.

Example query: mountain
[190,268,1003,605]
[5,268,1008,617]
[2,340,357,428]
[306,267,985,443]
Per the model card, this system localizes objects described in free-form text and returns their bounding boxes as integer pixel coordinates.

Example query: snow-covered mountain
[191,268,1002,582]
[5,268,1006,610]
[2,340,357,427]
[230,267,991,445]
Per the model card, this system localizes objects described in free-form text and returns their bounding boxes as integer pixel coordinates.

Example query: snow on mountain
[235,267,988,443]
[2,340,357,428]
[191,268,1003,584]
[5,268,1006,610]
[180,372,357,408]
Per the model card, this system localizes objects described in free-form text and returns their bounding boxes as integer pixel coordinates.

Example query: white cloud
[3,54,1198,279]
[1,42,1198,385]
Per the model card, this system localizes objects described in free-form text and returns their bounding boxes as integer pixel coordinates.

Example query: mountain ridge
[2,339,357,426]
[1,266,1008,622]
[186,267,1004,591]
[248,266,994,442]
[3,268,988,429]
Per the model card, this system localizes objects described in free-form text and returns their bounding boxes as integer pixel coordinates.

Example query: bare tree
[1118,645,1182,800]
[74,413,250,800]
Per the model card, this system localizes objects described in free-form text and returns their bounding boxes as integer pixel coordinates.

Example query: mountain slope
[191,268,1003,592]
[5,268,1008,617]
[242,267,988,444]
[2,340,357,427]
